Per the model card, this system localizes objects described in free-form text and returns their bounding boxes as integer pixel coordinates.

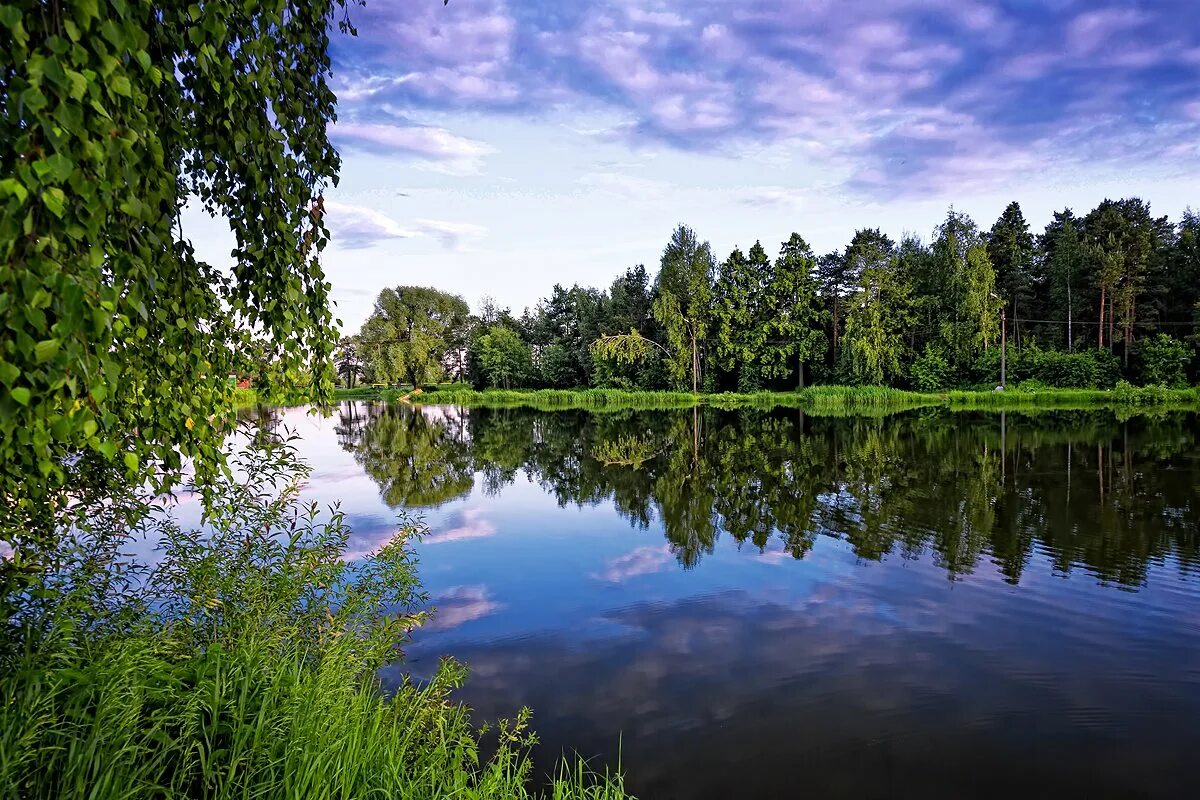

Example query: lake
[258,401,1200,799]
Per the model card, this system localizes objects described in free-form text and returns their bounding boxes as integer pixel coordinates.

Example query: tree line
[339,199,1200,393]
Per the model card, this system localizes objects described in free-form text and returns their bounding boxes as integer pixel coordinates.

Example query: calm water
[263,402,1200,799]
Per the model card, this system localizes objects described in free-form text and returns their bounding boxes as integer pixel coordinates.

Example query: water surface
[270,402,1200,799]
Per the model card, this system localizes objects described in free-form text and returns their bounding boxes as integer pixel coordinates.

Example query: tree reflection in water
[338,401,1200,588]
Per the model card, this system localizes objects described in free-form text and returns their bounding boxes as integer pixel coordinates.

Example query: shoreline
[234,384,1200,414]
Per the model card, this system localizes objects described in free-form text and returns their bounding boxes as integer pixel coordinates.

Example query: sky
[186,0,1200,333]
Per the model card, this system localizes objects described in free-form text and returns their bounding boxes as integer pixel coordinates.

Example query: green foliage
[1,0,349,536]
[477,325,534,389]
[1111,380,1174,405]
[1135,334,1192,388]
[926,211,1002,366]
[335,335,364,388]
[987,201,1035,330]
[0,436,632,800]
[538,342,578,389]
[713,244,760,386]
[653,225,716,391]
[910,345,953,392]
[841,255,912,385]
[359,287,469,388]
[765,233,827,387]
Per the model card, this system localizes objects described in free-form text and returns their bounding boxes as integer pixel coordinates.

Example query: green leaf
[42,188,66,218]
[10,387,30,406]
[0,7,21,29]
[34,339,60,363]
[109,74,131,97]
[0,361,18,385]
[123,451,139,472]
[0,178,27,203]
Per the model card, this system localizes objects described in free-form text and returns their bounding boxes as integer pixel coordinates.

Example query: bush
[1021,346,1120,389]
[0,436,631,800]
[910,346,954,392]
[1135,334,1193,388]
[1112,380,1172,405]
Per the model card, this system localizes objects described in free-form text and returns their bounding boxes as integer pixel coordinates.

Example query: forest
[340,200,1200,395]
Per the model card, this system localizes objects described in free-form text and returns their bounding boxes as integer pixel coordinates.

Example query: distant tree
[654,225,717,392]
[1081,198,1170,365]
[1161,208,1200,344]
[477,325,533,389]
[359,286,469,388]
[987,202,1035,347]
[816,250,856,363]
[1037,210,1085,350]
[930,210,1001,368]
[605,265,654,335]
[713,244,764,391]
[841,254,913,385]
[765,233,827,388]
[334,336,364,388]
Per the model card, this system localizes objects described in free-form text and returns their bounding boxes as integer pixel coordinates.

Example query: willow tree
[592,225,715,392]
[358,287,469,389]
[2,1,359,547]
[841,256,913,385]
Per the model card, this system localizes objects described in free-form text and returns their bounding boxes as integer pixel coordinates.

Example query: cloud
[426,585,504,630]
[331,122,495,175]
[324,202,487,251]
[423,508,497,545]
[329,0,1200,197]
[325,201,415,249]
[411,218,489,251]
[593,545,673,583]
[576,172,672,202]
[739,186,808,209]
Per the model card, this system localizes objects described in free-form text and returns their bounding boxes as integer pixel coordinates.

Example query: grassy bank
[234,383,1200,415]
[0,442,632,800]
[410,384,1200,415]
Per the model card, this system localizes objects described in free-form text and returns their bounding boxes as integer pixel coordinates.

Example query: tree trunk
[1098,285,1105,349]
[690,327,699,394]
[797,360,805,390]
[1108,294,1115,352]
[1067,280,1073,351]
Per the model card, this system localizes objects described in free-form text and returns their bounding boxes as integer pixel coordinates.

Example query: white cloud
[332,122,495,175]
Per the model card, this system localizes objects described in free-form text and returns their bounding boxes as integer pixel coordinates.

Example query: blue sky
[187,0,1200,332]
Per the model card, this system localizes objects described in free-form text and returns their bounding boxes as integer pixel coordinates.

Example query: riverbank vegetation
[305,383,1200,415]
[0,437,631,800]
[341,202,1200,398]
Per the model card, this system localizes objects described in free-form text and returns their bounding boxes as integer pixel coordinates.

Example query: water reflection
[339,402,1200,589]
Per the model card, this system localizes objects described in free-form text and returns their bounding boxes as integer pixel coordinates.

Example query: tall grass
[412,384,1200,416]
[0,435,632,800]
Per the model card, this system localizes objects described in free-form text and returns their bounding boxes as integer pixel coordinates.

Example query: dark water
[272,402,1200,799]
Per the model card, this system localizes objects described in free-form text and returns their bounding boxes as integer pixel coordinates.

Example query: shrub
[0,435,631,800]
[910,346,954,392]
[1112,380,1171,405]
[1022,347,1120,389]
[1135,334,1193,388]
